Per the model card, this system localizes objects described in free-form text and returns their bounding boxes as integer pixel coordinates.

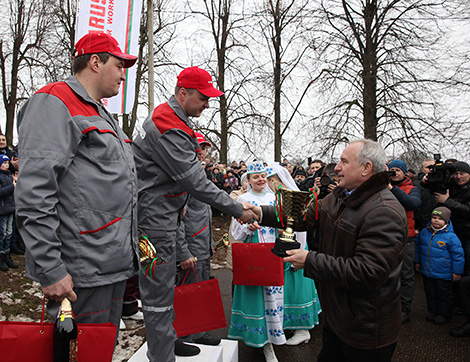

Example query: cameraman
[301,159,324,191]
[313,163,339,199]
[431,161,470,275]
[293,168,307,189]
[388,159,422,323]
[413,158,436,232]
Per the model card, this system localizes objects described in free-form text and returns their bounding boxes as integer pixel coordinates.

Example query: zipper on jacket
[426,232,436,277]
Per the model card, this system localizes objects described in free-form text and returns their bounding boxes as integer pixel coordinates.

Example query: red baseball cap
[195,132,212,147]
[74,33,137,68]
[177,67,224,97]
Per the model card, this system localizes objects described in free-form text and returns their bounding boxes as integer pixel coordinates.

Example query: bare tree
[257,0,315,161]
[310,0,469,158]
[0,0,53,145]
[183,0,270,162]
[123,0,187,139]
[50,0,77,77]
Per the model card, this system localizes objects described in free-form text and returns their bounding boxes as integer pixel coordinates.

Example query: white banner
[76,0,142,114]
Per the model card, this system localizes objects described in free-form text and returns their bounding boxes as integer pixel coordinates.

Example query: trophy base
[271,238,301,258]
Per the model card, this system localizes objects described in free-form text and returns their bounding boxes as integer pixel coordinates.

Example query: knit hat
[432,206,451,224]
[294,169,306,177]
[0,155,10,164]
[388,159,407,174]
[454,161,470,174]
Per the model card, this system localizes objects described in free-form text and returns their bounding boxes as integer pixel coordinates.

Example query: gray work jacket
[133,96,243,238]
[15,76,139,288]
[176,195,213,262]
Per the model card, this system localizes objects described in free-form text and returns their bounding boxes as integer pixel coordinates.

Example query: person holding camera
[300,160,324,191]
[431,161,470,275]
[293,168,307,189]
[312,163,339,199]
[388,159,422,323]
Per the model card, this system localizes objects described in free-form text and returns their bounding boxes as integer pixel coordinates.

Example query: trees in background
[310,0,469,158]
[0,0,53,145]
[0,0,469,162]
[258,0,314,161]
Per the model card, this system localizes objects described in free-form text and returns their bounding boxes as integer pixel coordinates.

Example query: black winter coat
[0,169,15,216]
[443,182,470,241]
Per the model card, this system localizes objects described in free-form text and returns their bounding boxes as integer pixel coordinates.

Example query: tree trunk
[362,1,378,141]
[273,2,282,162]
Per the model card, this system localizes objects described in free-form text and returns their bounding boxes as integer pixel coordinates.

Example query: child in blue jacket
[0,155,17,271]
[415,206,465,324]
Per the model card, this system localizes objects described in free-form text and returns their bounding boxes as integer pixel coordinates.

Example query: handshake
[236,202,261,224]
[235,201,309,270]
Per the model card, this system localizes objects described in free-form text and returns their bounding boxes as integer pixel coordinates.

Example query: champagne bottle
[53,298,78,362]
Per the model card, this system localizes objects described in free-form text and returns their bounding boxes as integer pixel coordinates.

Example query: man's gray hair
[351,139,387,174]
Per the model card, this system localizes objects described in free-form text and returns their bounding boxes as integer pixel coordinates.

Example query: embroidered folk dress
[228,189,286,347]
[283,245,322,330]
[266,162,321,331]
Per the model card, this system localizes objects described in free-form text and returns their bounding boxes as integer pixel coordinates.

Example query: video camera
[425,154,456,194]
[318,174,336,199]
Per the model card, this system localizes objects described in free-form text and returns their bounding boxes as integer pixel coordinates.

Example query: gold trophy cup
[214,233,230,251]
[272,188,310,257]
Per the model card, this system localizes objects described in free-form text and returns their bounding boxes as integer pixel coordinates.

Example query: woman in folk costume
[228,161,283,362]
[265,162,322,345]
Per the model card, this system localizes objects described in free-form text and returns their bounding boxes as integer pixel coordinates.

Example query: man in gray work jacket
[133,66,256,362]
[15,33,139,332]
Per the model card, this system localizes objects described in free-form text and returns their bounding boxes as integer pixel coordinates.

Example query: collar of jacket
[65,76,101,106]
[391,175,413,187]
[167,95,194,129]
[333,171,390,209]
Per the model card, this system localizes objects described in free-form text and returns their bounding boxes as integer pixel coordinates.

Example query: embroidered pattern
[283,312,316,322]
[265,286,283,296]
[247,161,266,174]
[269,328,284,337]
[230,321,266,335]
[265,305,284,317]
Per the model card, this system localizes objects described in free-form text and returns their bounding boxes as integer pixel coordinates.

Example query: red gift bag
[0,298,117,362]
[232,242,284,286]
[173,269,226,337]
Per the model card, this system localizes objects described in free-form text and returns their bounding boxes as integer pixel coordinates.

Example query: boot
[10,246,24,255]
[263,343,279,362]
[174,340,200,357]
[0,254,9,272]
[5,253,18,269]
[450,320,470,338]
[285,329,311,345]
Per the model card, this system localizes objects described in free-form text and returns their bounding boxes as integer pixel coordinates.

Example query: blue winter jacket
[414,221,465,280]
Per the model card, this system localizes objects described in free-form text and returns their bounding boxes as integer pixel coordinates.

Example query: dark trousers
[400,238,416,314]
[458,276,470,316]
[461,239,470,275]
[122,275,140,316]
[318,324,396,362]
[422,276,454,319]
